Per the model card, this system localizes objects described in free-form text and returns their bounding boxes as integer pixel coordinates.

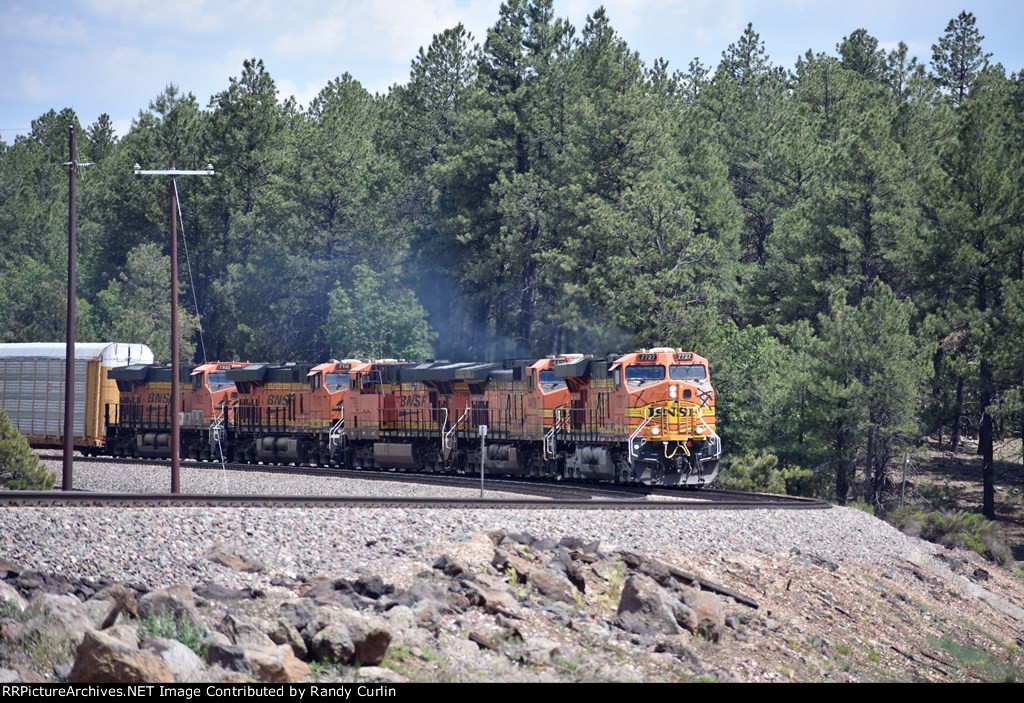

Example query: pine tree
[931,11,991,107]
[0,411,56,490]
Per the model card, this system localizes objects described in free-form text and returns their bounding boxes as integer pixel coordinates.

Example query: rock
[432,555,467,578]
[529,568,577,604]
[616,574,682,636]
[194,583,252,601]
[971,568,990,582]
[461,578,520,617]
[469,630,501,651]
[221,613,275,649]
[503,531,537,547]
[492,549,535,581]
[352,575,393,600]
[204,543,264,573]
[105,624,141,649]
[53,660,74,679]
[300,578,356,609]
[532,538,558,551]
[0,558,23,579]
[0,668,21,683]
[654,634,699,664]
[92,584,138,629]
[246,645,310,683]
[138,585,202,630]
[383,605,416,632]
[569,619,610,640]
[0,581,27,613]
[311,624,355,663]
[618,551,672,586]
[278,598,319,631]
[327,611,391,666]
[558,537,585,550]
[68,629,173,683]
[20,593,93,647]
[142,637,206,682]
[269,619,307,660]
[206,643,252,674]
[678,588,725,641]
[518,636,562,665]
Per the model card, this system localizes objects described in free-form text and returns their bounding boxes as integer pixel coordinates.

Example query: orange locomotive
[105,361,247,459]
[102,348,720,486]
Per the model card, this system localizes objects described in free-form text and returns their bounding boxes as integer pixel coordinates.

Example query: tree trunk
[980,362,995,519]
[950,375,964,452]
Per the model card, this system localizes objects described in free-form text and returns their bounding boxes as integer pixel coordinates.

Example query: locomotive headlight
[669,385,678,399]
[651,426,661,436]
[695,426,705,434]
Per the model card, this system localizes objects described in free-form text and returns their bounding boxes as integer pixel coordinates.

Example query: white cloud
[272,16,349,58]
[0,7,90,45]
[277,77,329,109]
[18,71,53,102]
[79,0,226,32]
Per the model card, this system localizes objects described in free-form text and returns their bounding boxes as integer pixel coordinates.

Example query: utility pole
[62,125,92,491]
[134,162,215,493]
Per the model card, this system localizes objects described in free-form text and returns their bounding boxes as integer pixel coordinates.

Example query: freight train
[1,344,720,486]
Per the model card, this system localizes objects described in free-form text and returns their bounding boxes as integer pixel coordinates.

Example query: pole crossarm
[135,164,215,177]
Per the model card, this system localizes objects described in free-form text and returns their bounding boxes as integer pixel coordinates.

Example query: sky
[1,0,1022,142]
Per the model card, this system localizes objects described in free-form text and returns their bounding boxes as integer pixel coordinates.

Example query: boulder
[311,624,355,663]
[142,637,206,682]
[0,581,27,613]
[206,642,251,674]
[432,554,467,578]
[317,611,391,666]
[68,629,173,683]
[278,598,319,631]
[137,585,202,630]
[678,588,724,641]
[20,593,93,647]
[221,613,275,649]
[204,544,264,573]
[529,568,577,604]
[245,645,310,683]
[616,574,682,636]
[492,549,535,581]
[268,619,307,660]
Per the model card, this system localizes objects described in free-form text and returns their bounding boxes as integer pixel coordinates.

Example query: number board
[676,353,693,361]
[637,354,658,362]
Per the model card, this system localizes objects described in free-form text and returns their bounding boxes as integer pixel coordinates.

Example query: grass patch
[887,508,1012,564]
[929,635,1024,682]
[138,610,211,659]
[380,644,412,673]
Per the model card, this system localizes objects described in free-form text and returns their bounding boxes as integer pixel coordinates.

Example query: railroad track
[32,452,830,511]
[0,490,829,511]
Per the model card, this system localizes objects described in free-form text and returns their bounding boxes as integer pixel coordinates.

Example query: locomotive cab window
[626,365,665,385]
[669,365,707,381]
[325,372,349,392]
[538,370,565,392]
[207,373,233,391]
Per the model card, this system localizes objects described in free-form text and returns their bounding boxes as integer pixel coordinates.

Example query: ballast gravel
[1,457,933,592]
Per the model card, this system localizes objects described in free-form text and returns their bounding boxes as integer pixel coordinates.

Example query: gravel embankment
[39,457,537,500]
[2,496,924,593]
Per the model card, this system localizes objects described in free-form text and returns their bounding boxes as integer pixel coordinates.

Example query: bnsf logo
[399,395,427,408]
[268,394,294,405]
[147,392,170,404]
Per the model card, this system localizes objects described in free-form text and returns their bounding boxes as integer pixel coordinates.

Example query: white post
[479,424,488,499]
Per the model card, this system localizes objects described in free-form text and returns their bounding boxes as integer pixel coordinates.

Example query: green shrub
[137,610,211,658]
[0,410,56,490]
[718,453,813,495]
[888,507,1012,565]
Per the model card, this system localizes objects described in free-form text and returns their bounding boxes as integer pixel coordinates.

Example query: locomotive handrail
[543,406,570,460]
[628,408,662,466]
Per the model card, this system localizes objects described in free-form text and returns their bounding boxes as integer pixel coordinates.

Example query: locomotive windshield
[669,365,707,381]
[207,373,234,391]
[539,370,565,390]
[626,365,665,384]
[325,372,350,391]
